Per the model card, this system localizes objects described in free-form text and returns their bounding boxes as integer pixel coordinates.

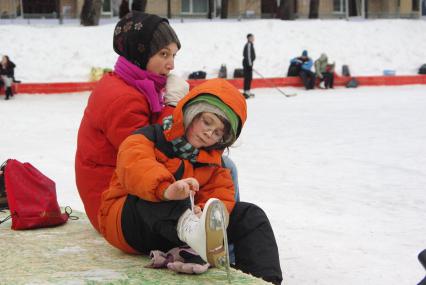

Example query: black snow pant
[121,195,283,285]
[228,202,283,285]
[322,72,334,88]
[243,63,253,92]
[4,87,13,100]
[299,70,316,90]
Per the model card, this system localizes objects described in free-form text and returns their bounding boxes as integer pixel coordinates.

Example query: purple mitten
[167,261,209,274]
[145,250,172,268]
[145,246,210,274]
[166,246,210,274]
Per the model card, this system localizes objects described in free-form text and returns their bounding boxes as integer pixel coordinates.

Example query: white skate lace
[181,212,199,236]
[190,191,195,214]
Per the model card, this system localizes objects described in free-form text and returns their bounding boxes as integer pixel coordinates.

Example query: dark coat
[243,42,256,67]
[0,60,15,78]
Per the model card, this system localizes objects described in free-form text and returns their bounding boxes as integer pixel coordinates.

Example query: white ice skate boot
[177,198,229,268]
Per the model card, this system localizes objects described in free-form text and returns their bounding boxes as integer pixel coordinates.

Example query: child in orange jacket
[99,78,282,284]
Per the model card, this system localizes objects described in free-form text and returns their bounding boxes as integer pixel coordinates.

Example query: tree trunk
[308,0,319,19]
[278,0,295,20]
[221,0,228,19]
[80,0,103,26]
[167,0,171,18]
[261,0,278,18]
[131,0,147,12]
[348,0,358,17]
[208,0,214,19]
[119,0,130,19]
[57,0,63,24]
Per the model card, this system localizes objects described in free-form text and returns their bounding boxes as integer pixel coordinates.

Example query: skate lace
[190,191,195,214]
[181,213,199,235]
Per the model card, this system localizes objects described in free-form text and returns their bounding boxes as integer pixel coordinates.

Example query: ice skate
[177,198,230,269]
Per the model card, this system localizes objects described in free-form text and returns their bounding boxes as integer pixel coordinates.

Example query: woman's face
[186,112,225,149]
[146,42,178,76]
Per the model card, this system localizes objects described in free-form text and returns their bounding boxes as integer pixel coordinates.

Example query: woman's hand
[164,178,199,201]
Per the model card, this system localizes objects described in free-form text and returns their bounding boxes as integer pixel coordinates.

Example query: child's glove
[146,246,210,274]
[167,247,210,274]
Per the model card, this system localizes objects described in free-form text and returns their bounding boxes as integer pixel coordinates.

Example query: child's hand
[164,178,199,201]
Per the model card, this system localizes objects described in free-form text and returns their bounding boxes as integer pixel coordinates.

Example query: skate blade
[205,200,230,274]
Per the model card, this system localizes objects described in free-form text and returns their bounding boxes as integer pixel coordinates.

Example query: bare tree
[261,0,278,18]
[309,0,319,18]
[80,0,103,26]
[278,0,295,20]
[220,0,228,19]
[208,0,214,19]
[57,0,63,24]
[167,0,171,18]
[119,0,130,19]
[348,0,358,17]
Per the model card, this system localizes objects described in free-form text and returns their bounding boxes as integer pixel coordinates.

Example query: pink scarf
[114,56,167,113]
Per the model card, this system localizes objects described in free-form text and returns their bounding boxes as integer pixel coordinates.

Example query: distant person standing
[0,55,16,100]
[242,33,256,99]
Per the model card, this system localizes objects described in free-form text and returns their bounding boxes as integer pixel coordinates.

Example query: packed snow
[1,18,426,285]
[1,18,426,82]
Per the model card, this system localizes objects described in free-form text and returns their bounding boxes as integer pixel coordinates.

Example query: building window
[181,0,208,14]
[102,0,112,15]
[333,0,346,13]
[22,0,57,15]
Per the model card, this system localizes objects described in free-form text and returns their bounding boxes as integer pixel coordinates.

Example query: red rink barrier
[1,75,426,95]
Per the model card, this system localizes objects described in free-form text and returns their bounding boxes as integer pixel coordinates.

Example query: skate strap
[190,191,195,214]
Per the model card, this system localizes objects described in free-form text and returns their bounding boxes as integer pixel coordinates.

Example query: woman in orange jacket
[99,78,283,285]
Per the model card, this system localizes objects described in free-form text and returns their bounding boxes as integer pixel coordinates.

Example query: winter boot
[7,87,13,98]
[4,88,10,100]
[243,90,251,99]
[177,198,229,268]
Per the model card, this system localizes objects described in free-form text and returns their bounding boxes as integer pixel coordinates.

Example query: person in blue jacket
[290,50,316,90]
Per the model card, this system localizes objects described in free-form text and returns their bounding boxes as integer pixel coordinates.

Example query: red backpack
[0,159,70,230]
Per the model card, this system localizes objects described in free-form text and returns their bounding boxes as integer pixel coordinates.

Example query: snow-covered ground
[0,18,425,285]
[1,85,425,285]
[1,18,426,82]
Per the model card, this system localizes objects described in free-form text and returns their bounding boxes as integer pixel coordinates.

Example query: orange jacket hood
[164,78,247,143]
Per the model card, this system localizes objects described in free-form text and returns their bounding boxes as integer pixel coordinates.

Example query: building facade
[1,0,424,19]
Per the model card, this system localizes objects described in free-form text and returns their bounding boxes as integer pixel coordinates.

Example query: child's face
[186,113,225,149]
[146,42,178,76]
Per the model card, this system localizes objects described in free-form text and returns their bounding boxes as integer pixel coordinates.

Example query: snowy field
[1,17,426,284]
[1,18,426,82]
[1,85,425,285]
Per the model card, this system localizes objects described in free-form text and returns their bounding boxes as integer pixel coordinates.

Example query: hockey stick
[253,69,297,97]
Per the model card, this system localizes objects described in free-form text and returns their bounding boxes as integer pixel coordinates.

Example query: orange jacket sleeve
[115,134,175,201]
